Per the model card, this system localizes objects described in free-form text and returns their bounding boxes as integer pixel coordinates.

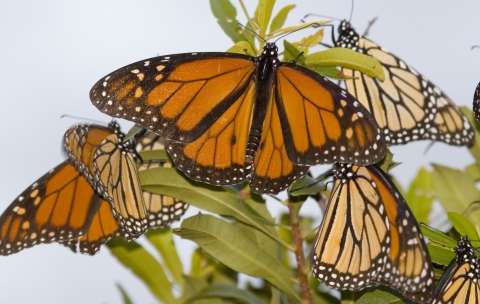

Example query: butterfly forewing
[0,161,101,255]
[90,53,256,142]
[338,21,474,146]
[276,64,385,165]
[311,164,390,290]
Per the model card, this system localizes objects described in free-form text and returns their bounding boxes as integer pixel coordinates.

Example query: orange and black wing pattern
[90,44,386,194]
[336,21,474,146]
[0,161,102,255]
[311,163,434,303]
[474,82,480,123]
[134,130,189,228]
[432,236,480,304]
[60,200,127,255]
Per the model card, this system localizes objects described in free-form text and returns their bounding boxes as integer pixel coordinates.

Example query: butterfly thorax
[245,42,280,164]
[336,21,360,51]
[333,163,356,184]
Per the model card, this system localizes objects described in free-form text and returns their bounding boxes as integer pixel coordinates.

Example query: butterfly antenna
[236,23,266,43]
[348,0,355,23]
[274,23,320,44]
[60,114,105,125]
[301,13,342,23]
[471,45,480,50]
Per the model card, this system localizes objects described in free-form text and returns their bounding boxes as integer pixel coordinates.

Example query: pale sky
[0,1,479,303]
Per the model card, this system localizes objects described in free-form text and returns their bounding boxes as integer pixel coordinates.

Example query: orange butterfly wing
[0,161,101,255]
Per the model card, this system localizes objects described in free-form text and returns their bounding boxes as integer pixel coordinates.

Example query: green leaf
[427,244,455,267]
[283,40,305,64]
[288,174,325,196]
[448,212,480,244]
[376,148,399,173]
[183,276,224,304]
[138,149,170,162]
[465,163,480,181]
[146,228,184,287]
[174,214,300,301]
[107,238,176,304]
[186,283,265,304]
[420,224,457,248]
[269,4,295,33]
[405,167,433,224]
[226,40,256,56]
[298,29,324,48]
[210,0,245,43]
[310,66,342,79]
[305,48,385,81]
[355,287,408,304]
[139,167,276,239]
[256,0,275,36]
[431,164,480,217]
[124,124,143,141]
[116,283,134,304]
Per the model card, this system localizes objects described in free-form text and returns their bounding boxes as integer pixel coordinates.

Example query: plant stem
[287,200,313,304]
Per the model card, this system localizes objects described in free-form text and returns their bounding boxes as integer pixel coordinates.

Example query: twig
[287,200,313,304]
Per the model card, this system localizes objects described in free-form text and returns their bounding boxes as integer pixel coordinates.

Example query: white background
[0,0,479,303]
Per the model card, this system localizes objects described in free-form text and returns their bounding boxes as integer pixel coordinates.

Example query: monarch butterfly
[432,236,480,303]
[64,122,148,236]
[311,163,434,303]
[0,123,188,255]
[90,41,387,194]
[335,21,474,146]
[473,82,480,123]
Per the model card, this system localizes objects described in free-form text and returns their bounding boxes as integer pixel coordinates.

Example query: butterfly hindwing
[337,21,474,146]
[134,130,189,228]
[368,165,434,303]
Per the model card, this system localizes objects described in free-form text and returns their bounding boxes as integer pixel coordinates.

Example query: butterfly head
[336,20,359,50]
[261,42,279,62]
[333,163,356,184]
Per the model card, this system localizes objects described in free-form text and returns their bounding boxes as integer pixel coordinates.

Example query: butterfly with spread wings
[432,236,480,303]
[335,21,474,146]
[311,163,434,303]
[90,41,387,194]
[0,123,188,255]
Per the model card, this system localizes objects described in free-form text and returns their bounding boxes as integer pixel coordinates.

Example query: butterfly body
[91,42,386,194]
[336,21,474,146]
[432,237,480,303]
